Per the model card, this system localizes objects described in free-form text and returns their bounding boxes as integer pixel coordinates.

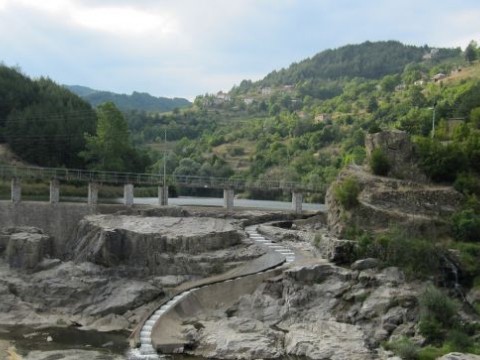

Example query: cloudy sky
[1,0,479,99]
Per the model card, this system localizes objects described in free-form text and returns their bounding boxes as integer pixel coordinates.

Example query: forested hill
[233,41,461,93]
[65,85,191,113]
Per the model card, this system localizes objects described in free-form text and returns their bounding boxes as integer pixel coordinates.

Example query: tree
[3,75,96,167]
[81,102,149,172]
[465,41,478,63]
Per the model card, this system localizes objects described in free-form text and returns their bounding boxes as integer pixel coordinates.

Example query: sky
[1,0,479,100]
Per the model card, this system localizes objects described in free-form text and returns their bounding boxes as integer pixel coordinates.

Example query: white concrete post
[49,179,60,204]
[223,188,234,211]
[11,178,21,204]
[124,184,134,206]
[88,182,99,207]
[158,186,168,206]
[292,191,303,214]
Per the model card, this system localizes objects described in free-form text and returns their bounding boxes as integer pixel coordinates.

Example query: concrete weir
[128,226,296,359]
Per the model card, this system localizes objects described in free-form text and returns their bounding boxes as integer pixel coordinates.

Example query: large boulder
[284,321,373,360]
[4,227,53,270]
[365,130,427,182]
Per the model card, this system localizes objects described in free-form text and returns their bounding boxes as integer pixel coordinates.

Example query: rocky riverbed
[1,202,479,360]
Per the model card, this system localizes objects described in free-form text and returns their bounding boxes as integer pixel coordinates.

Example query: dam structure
[0,164,319,213]
[129,225,296,359]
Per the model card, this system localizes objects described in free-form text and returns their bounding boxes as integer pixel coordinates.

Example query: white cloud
[72,6,177,36]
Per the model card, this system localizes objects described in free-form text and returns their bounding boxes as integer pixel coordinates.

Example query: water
[0,325,129,357]
[131,196,326,212]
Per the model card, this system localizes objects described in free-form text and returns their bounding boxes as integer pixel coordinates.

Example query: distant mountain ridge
[232,41,461,94]
[65,85,191,113]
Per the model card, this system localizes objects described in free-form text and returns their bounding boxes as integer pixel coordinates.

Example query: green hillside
[2,40,480,202]
[65,85,191,113]
[141,41,479,201]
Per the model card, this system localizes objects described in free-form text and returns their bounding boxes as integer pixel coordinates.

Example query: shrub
[387,337,419,360]
[334,176,360,209]
[419,286,458,328]
[417,345,451,360]
[415,137,468,183]
[228,146,245,156]
[419,316,445,343]
[451,209,480,242]
[454,173,480,196]
[355,228,443,279]
[368,122,382,134]
[446,329,473,352]
[369,148,391,176]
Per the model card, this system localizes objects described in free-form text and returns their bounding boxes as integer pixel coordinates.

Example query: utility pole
[163,128,167,202]
[431,101,437,139]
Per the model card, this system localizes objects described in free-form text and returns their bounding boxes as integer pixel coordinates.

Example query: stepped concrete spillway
[128,225,296,359]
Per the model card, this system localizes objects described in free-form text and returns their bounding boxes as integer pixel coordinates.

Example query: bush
[368,122,382,134]
[419,316,445,343]
[446,329,473,352]
[415,137,468,183]
[451,209,480,242]
[334,176,360,209]
[387,337,419,360]
[355,228,443,279]
[454,173,480,196]
[228,146,245,156]
[369,148,390,176]
[417,345,451,360]
[419,286,458,328]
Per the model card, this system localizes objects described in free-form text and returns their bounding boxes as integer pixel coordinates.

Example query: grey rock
[285,260,350,284]
[351,258,380,271]
[284,321,374,360]
[65,215,251,276]
[438,353,480,360]
[189,317,284,359]
[6,230,52,270]
[365,130,427,182]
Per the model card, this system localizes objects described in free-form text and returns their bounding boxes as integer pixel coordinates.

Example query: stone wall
[326,167,463,238]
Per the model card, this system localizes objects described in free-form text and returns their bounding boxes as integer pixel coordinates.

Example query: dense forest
[65,85,191,113]
[0,65,149,171]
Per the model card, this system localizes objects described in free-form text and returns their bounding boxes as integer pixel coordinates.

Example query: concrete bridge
[0,165,320,213]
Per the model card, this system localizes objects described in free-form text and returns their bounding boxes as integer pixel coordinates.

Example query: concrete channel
[127,225,296,359]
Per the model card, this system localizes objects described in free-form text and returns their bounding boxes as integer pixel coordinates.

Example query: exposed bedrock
[0,227,53,271]
[178,260,422,360]
[65,215,257,276]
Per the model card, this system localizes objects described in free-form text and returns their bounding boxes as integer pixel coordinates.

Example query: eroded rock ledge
[66,215,256,275]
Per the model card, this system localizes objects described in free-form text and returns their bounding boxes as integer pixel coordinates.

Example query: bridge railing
[0,164,320,192]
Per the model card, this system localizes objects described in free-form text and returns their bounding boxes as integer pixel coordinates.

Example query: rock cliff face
[0,227,53,271]
[326,166,462,238]
[65,215,254,276]
[365,130,427,182]
[180,260,422,360]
